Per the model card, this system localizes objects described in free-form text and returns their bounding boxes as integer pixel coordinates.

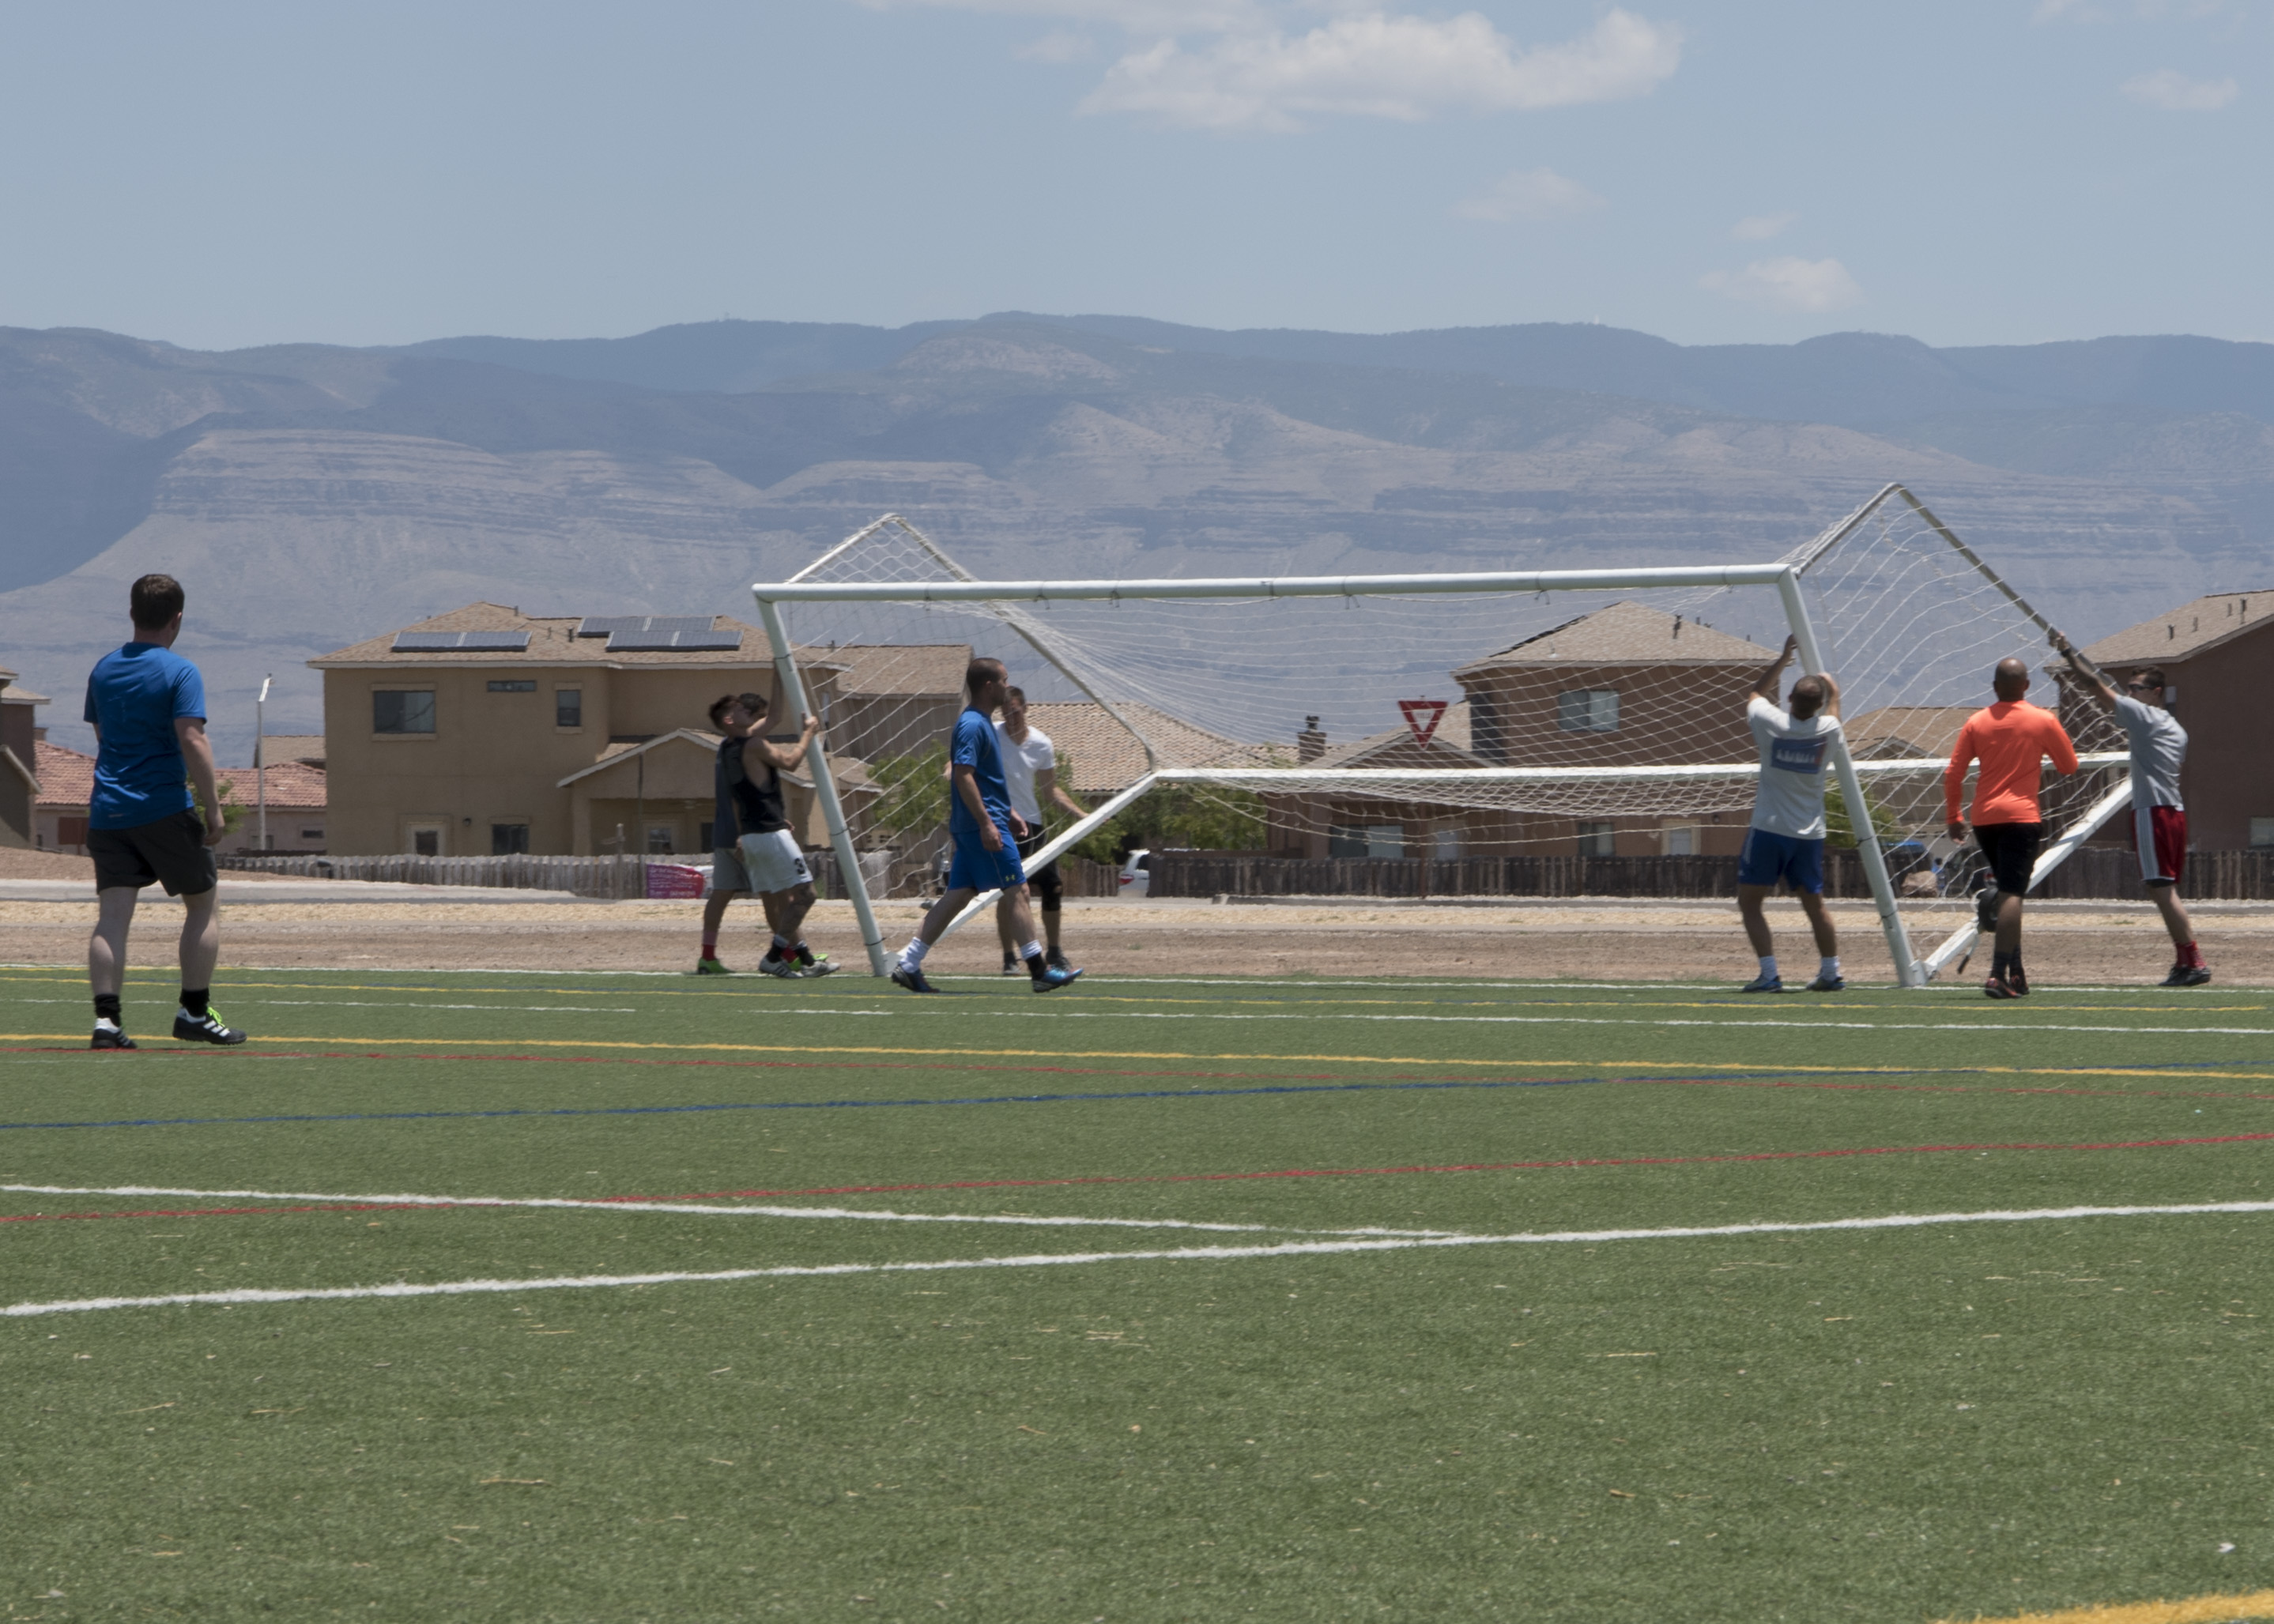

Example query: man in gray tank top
[2057,638,2208,985]
[700,690,828,978]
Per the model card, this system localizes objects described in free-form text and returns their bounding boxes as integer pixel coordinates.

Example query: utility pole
[256,675,272,852]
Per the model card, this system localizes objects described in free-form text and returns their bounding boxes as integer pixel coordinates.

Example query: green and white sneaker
[794,949,837,978]
[758,953,801,978]
[696,956,732,976]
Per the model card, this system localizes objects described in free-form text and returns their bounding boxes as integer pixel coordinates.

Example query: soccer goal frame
[752,484,2131,989]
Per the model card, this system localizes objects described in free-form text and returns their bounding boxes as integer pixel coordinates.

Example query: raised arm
[1816,669,1842,722]
[1751,635,1797,705]
[2053,633,2117,712]
[745,714,822,774]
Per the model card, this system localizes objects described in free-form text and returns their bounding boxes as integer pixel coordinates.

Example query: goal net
[752,484,2130,985]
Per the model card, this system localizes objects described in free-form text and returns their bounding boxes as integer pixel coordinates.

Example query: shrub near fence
[1148,849,2274,902]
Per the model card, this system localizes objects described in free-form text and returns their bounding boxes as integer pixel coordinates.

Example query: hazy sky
[1,1,2265,351]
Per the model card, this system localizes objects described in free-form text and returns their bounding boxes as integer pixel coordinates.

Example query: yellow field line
[1936,1588,2274,1623]
[3,1032,2272,1083]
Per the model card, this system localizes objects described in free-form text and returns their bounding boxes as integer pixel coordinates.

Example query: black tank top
[716,734,786,838]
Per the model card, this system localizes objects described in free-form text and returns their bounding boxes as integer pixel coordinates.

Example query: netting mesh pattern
[761,495,2125,859]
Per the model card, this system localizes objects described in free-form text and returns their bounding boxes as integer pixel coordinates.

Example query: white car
[1118,849,1152,898]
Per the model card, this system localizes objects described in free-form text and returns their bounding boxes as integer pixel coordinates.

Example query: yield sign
[1397,698,1449,747]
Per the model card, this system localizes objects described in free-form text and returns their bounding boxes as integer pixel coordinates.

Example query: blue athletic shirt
[83,642,206,830]
[948,706,1013,838]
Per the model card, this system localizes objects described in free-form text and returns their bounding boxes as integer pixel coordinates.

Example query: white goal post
[752,484,2132,988]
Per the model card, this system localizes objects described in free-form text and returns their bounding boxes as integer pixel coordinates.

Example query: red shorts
[2136,804,2186,885]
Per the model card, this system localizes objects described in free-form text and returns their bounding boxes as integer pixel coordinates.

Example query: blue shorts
[947,823,1027,893]
[1739,828,1825,894]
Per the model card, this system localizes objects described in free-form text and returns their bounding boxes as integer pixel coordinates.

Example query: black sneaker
[890,963,939,994]
[90,1027,137,1050]
[2161,963,2212,987]
[173,1008,247,1045]
[1804,974,1846,993]
[1046,947,1072,972]
[1001,952,1023,977]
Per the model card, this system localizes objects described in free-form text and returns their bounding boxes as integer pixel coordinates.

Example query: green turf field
[6,961,2274,1623]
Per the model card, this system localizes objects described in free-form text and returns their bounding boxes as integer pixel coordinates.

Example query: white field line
[0,1183,1451,1239]
[9,1199,2274,1320]
[779,1008,2274,1039]
[10,998,638,1013]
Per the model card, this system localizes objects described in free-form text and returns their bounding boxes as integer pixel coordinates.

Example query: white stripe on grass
[10,1200,2274,1319]
[779,1008,2274,1038]
[0,1183,1450,1238]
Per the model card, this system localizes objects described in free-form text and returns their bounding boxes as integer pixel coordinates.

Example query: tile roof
[1454,601,1778,673]
[311,603,775,668]
[1844,705,1975,760]
[33,742,325,809]
[803,644,971,696]
[2080,590,2274,667]
[1022,702,1276,795]
[32,742,92,808]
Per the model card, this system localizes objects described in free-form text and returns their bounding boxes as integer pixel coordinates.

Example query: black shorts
[1974,821,2042,898]
[89,808,217,897]
[1015,827,1063,908]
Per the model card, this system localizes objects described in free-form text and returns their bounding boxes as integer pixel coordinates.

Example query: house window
[1329,823,1405,858]
[373,690,436,734]
[1432,828,1461,861]
[1577,820,1616,857]
[2253,818,2274,849]
[556,688,583,729]
[409,824,443,857]
[698,820,716,851]
[646,824,677,855]
[1558,690,1620,733]
[300,827,324,841]
[492,823,531,855]
[1663,824,1698,856]
[488,679,537,693]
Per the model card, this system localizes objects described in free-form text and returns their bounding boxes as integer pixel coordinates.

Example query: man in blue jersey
[891,658,1083,993]
[82,574,245,1049]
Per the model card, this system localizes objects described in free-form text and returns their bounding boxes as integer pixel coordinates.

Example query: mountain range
[4,312,2270,759]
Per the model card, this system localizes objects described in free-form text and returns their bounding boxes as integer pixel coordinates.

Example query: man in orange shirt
[1945,656,2080,999]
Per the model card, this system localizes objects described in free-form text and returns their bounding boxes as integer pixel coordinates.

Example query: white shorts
[715,830,811,895]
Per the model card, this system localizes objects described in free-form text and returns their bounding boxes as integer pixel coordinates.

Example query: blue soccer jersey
[83,642,206,831]
[948,706,1013,838]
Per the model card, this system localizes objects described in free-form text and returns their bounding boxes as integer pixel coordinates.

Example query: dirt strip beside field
[5,896,2270,985]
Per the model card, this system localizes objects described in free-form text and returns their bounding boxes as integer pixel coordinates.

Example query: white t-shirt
[2112,692,2185,810]
[1746,695,1841,839]
[995,722,1055,824]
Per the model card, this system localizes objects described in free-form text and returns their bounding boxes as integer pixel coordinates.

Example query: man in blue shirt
[81,574,246,1048]
[891,658,1082,993]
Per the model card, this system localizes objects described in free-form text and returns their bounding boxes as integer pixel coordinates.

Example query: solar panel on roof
[605,629,745,653]
[576,616,717,639]
[390,630,533,653]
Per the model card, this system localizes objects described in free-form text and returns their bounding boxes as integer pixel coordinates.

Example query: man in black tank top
[700,691,824,977]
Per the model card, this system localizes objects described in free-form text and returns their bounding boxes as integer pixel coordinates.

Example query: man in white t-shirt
[994,685,1089,973]
[1737,635,1845,993]
[2056,637,2208,985]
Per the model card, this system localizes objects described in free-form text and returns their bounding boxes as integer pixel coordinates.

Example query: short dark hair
[2132,666,2167,690]
[966,658,1005,696]
[707,691,767,729]
[130,573,184,631]
[1789,674,1826,709]
[1005,685,1026,703]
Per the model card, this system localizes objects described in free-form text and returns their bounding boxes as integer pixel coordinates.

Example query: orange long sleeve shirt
[1944,699,2079,826]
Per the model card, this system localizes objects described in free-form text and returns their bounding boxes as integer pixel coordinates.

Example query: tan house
[0,669,42,848]
[309,606,953,857]
[2065,590,2274,850]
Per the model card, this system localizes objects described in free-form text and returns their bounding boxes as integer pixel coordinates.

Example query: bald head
[1993,657,2031,702]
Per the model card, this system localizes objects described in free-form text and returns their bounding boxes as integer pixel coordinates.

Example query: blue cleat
[1031,964,1084,993]
[1739,973,1783,993]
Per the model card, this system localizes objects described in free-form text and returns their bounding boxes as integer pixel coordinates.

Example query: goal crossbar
[753,562,1793,605]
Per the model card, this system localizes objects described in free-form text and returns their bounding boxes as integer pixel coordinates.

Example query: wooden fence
[1148,848,2274,902]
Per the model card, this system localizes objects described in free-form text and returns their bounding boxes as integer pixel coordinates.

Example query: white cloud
[1699,257,1864,314]
[2121,67,2238,109]
[1077,9,1681,131]
[1454,168,1606,224]
[1729,212,1797,241]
